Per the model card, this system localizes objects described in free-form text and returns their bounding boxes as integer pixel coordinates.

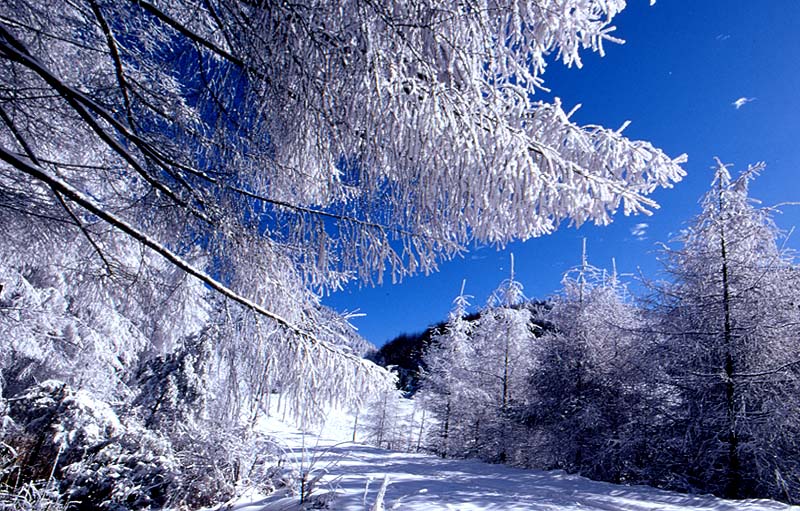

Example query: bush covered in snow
[1,381,171,509]
[0,380,289,510]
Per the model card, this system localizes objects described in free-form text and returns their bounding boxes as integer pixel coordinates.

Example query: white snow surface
[225,403,800,511]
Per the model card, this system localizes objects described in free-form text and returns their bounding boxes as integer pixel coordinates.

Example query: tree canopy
[0,0,685,390]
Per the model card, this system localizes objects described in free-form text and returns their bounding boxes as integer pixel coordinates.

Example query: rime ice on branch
[0,0,684,406]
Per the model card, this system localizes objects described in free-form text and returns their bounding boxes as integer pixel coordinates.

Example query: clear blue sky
[323,0,800,346]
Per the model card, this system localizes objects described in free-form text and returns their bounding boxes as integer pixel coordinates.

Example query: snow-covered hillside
[230,412,799,511]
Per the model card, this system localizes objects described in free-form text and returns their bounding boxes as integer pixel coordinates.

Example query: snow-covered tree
[0,230,209,400]
[0,0,685,403]
[362,385,408,451]
[419,281,474,457]
[418,263,538,463]
[484,258,532,414]
[483,264,534,462]
[651,160,800,500]
[526,243,644,481]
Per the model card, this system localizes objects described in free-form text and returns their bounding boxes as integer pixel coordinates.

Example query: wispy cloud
[631,223,649,241]
[732,97,756,110]
[716,33,731,41]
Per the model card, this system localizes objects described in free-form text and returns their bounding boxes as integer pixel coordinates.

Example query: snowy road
[229,417,800,511]
[284,442,795,510]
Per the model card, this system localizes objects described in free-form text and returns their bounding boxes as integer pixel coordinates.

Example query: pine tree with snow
[418,261,538,463]
[473,257,537,464]
[419,281,475,458]
[651,160,800,501]
[526,242,643,482]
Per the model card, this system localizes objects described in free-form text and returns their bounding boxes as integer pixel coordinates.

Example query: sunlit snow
[226,408,800,511]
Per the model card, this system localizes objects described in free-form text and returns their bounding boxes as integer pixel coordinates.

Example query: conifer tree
[419,281,474,458]
[464,256,536,463]
[652,160,800,500]
[527,242,642,481]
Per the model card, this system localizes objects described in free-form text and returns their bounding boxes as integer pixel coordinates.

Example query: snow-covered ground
[226,408,800,511]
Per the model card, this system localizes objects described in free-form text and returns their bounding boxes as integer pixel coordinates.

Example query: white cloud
[716,34,731,41]
[631,223,649,240]
[732,97,756,110]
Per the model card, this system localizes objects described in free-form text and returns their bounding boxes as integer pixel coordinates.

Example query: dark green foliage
[368,329,442,395]
[2,381,176,510]
[132,331,213,432]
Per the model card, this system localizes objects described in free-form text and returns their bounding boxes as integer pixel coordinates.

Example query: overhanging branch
[0,146,372,364]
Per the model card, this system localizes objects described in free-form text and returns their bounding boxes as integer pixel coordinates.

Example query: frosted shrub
[1,381,174,509]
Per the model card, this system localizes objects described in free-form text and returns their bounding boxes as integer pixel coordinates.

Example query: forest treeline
[373,162,800,503]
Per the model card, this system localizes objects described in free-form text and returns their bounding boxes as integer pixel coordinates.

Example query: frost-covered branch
[0,146,380,372]
[0,0,686,416]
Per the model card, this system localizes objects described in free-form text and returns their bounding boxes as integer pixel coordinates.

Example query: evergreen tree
[652,160,800,501]
[419,281,474,458]
[438,257,537,463]
[527,242,642,481]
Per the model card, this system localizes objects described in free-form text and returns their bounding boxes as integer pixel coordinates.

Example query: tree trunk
[719,186,740,499]
[442,399,451,458]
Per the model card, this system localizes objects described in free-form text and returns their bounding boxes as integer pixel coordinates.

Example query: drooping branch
[52,190,115,276]
[129,0,245,68]
[0,27,212,224]
[88,0,135,130]
[0,145,377,367]
[1,104,114,274]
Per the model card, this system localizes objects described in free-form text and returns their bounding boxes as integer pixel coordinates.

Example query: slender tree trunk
[473,417,481,454]
[442,399,451,458]
[502,336,510,409]
[719,187,740,499]
[574,357,583,471]
[377,394,388,448]
[416,408,426,453]
[500,335,511,463]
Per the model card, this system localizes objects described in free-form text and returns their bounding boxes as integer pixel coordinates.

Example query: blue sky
[323,0,800,346]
